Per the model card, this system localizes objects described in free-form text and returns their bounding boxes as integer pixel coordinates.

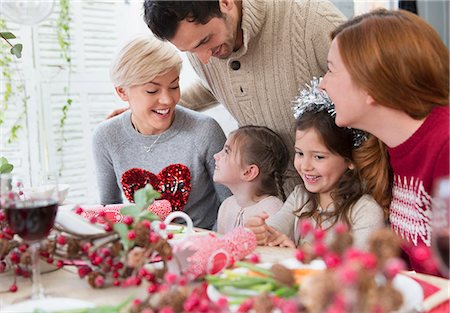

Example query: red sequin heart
[121,164,191,211]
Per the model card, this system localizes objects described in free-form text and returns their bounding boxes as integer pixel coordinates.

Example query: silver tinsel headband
[292,77,368,148]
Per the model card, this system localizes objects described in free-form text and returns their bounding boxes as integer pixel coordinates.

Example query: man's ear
[219,0,235,13]
[241,164,260,182]
[115,86,129,101]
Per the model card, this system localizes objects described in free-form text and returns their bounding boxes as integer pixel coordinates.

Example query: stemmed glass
[431,177,450,278]
[0,173,59,299]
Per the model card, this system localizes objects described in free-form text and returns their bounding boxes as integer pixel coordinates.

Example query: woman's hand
[266,227,296,248]
[245,212,270,245]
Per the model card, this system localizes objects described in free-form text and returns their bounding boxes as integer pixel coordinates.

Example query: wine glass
[431,177,450,278]
[0,173,59,299]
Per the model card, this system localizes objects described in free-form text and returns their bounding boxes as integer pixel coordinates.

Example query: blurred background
[0,0,448,204]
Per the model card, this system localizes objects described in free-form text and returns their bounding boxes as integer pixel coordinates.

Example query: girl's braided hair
[230,126,290,201]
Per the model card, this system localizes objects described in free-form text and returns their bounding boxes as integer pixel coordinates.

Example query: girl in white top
[246,79,385,250]
[214,126,290,234]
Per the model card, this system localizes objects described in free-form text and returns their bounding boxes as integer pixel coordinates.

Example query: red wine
[4,200,58,242]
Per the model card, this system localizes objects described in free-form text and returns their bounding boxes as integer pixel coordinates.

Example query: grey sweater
[92,105,231,229]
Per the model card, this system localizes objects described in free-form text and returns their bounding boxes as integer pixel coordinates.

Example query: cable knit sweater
[180,0,345,193]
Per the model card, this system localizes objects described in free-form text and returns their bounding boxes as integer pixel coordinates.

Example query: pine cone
[67,238,80,257]
[0,238,11,256]
[154,240,172,260]
[368,229,402,268]
[328,232,353,256]
[158,287,189,313]
[134,222,150,247]
[253,293,274,313]
[20,251,31,265]
[87,271,104,289]
[111,241,122,257]
[270,264,295,287]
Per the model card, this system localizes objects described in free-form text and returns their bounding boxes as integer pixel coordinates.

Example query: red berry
[56,260,64,268]
[47,257,54,264]
[89,217,97,224]
[95,275,105,287]
[104,224,113,232]
[75,206,83,214]
[57,235,66,245]
[299,220,312,236]
[248,254,260,263]
[127,230,136,240]
[142,220,151,229]
[147,283,158,293]
[159,222,166,230]
[123,216,134,226]
[9,283,18,292]
[148,232,159,243]
[295,249,305,262]
[167,233,174,239]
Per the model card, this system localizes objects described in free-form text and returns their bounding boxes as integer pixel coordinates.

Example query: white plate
[207,260,423,313]
[2,297,95,312]
[393,274,424,313]
[207,258,325,308]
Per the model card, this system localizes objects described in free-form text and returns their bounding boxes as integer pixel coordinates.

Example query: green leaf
[10,43,22,58]
[113,223,131,251]
[0,157,7,166]
[138,210,159,221]
[0,32,16,39]
[120,204,140,218]
[0,163,13,174]
[134,184,160,209]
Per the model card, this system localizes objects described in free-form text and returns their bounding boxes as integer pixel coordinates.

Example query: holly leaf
[10,43,22,59]
[0,32,16,39]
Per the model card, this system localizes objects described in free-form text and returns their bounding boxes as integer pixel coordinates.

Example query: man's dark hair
[143,1,223,41]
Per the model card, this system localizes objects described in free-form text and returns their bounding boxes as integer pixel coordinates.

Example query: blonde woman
[92,35,231,229]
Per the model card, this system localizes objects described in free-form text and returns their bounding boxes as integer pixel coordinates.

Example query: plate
[393,274,424,313]
[207,260,423,313]
[2,297,95,312]
[207,258,325,307]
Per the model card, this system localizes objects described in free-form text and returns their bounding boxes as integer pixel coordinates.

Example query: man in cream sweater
[116,0,345,194]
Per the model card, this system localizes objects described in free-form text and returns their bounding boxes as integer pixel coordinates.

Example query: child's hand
[245,212,270,245]
[266,227,296,248]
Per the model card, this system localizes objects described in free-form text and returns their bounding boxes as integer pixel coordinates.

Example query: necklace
[144,133,162,153]
[131,118,163,153]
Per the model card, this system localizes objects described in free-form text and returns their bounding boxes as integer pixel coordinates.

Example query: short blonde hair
[110,35,182,88]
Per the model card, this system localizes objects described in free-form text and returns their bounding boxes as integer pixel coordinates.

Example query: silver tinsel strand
[292,77,368,148]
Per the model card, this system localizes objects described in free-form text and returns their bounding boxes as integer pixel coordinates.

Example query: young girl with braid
[246,79,386,250]
[213,126,290,234]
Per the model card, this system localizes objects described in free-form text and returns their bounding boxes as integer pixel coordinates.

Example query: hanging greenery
[56,0,73,156]
[0,18,28,144]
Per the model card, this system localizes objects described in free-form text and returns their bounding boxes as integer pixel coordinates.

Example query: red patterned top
[389,106,449,275]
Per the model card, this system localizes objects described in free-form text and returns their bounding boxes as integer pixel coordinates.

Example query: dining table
[1,244,449,313]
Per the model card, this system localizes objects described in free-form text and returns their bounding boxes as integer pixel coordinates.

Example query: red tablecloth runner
[408,274,449,313]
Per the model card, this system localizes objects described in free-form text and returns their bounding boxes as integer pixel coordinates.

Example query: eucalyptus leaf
[139,210,159,221]
[11,43,22,58]
[113,223,130,250]
[0,32,16,39]
[134,184,160,209]
[120,204,140,218]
